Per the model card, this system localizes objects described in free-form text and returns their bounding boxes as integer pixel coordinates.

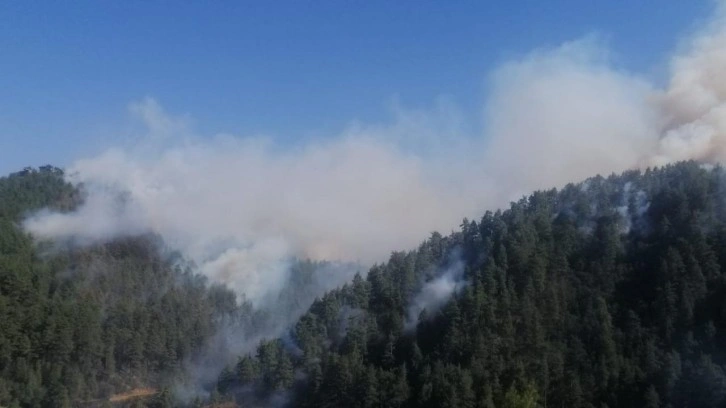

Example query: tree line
[215,161,726,408]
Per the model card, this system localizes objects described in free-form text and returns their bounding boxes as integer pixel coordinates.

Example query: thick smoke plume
[23,3,726,307]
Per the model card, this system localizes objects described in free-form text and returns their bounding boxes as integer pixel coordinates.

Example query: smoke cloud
[481,36,658,199]
[22,3,726,307]
[405,258,466,331]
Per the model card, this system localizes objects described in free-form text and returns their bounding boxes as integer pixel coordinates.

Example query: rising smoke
[22,1,726,326]
[405,257,466,331]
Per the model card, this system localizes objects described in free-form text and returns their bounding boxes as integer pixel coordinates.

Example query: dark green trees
[7,162,726,407]
[0,167,248,407]
[217,161,726,407]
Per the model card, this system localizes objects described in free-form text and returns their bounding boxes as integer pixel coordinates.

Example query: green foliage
[216,161,726,407]
[0,167,248,407]
[8,162,726,407]
[503,382,539,408]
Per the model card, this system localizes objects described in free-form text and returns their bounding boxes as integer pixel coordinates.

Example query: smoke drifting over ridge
[23,3,726,304]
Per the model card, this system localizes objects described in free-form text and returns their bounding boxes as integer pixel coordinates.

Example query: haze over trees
[3,161,726,407]
[5,1,726,408]
[213,161,726,408]
[0,166,246,406]
[0,166,354,407]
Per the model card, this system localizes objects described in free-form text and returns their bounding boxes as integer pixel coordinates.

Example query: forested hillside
[213,161,726,408]
[0,166,360,408]
[5,162,726,407]
[0,167,248,406]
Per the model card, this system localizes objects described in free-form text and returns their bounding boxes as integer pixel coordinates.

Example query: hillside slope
[0,167,361,408]
[5,162,726,407]
[215,161,726,408]
[0,167,253,407]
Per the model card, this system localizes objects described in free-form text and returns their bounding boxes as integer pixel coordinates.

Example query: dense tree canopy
[0,167,258,407]
[216,161,726,408]
[4,162,726,407]
[0,167,360,407]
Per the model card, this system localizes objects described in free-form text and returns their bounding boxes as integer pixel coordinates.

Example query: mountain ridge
[2,161,726,407]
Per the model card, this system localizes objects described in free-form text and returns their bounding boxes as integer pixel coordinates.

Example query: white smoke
[22,2,726,306]
[405,259,466,331]
[653,3,726,165]
[615,182,650,234]
[24,100,474,304]
[481,36,659,199]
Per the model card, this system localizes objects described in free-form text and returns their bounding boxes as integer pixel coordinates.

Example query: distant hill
[0,166,360,408]
[0,167,250,407]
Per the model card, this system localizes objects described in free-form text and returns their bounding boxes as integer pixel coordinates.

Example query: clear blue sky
[0,0,713,175]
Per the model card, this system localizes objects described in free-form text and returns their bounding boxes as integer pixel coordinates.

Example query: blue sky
[0,0,714,175]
